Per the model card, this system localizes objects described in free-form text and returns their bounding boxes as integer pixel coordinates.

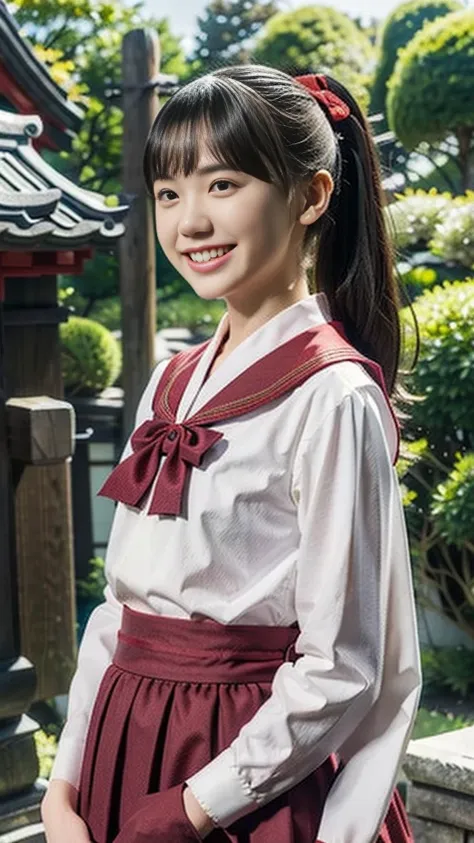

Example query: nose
[177,199,213,238]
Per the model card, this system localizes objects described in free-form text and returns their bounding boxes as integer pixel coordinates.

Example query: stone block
[409,816,463,843]
[407,782,474,831]
[0,824,45,843]
[0,781,45,836]
[404,726,474,797]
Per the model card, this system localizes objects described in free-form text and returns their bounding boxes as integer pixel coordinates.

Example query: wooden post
[0,300,42,839]
[4,275,77,702]
[120,30,160,438]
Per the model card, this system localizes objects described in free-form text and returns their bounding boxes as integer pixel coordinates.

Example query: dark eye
[211,180,235,192]
[156,189,177,202]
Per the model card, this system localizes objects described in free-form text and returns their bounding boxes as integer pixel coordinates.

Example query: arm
[49,358,170,791]
[185,386,422,840]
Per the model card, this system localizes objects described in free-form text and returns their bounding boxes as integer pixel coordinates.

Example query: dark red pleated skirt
[77,605,413,843]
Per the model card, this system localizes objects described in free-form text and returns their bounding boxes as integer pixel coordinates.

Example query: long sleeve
[185,385,422,839]
[49,359,170,789]
[48,583,124,788]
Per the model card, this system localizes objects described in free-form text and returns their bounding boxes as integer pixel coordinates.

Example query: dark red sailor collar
[98,320,400,517]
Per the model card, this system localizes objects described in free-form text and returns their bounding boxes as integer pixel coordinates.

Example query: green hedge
[370,0,462,115]
[60,316,122,396]
[387,9,474,150]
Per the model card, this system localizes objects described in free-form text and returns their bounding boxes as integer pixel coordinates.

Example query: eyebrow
[155,163,238,184]
[195,163,237,175]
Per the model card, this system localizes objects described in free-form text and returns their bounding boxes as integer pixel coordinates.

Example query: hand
[111,782,215,842]
[182,786,216,839]
[41,798,92,843]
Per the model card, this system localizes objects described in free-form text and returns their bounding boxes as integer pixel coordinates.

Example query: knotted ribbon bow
[100,414,223,517]
[295,74,350,122]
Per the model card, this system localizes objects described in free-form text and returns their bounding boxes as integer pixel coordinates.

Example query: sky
[141,0,469,54]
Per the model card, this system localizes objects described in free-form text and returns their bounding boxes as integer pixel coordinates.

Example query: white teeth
[189,245,233,263]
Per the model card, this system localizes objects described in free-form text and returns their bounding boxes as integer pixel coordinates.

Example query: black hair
[144,63,419,401]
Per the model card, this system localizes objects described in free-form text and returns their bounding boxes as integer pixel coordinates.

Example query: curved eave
[0,218,125,249]
[18,145,129,225]
[0,1,84,141]
[0,109,129,249]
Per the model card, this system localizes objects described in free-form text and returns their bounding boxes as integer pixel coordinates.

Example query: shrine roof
[0,0,83,149]
[0,111,128,248]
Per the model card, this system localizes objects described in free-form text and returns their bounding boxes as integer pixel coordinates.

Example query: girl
[41,64,422,843]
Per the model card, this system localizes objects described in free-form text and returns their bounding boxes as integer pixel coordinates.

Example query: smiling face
[153,146,309,310]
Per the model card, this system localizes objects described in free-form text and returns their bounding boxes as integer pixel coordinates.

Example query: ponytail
[311,76,419,401]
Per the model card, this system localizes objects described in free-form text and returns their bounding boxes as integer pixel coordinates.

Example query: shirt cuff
[48,734,86,790]
[185,746,261,828]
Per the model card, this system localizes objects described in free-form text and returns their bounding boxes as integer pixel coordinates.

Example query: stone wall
[403,726,474,842]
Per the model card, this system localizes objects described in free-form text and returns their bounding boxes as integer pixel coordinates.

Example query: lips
[183,244,236,273]
[185,245,235,262]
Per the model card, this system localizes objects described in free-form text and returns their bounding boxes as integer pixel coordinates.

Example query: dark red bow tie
[98,321,398,517]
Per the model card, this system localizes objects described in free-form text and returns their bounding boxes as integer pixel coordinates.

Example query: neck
[220,280,310,355]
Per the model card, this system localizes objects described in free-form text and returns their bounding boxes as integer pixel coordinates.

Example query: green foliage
[60,316,122,395]
[192,0,277,69]
[370,0,462,116]
[157,293,226,335]
[386,9,474,151]
[431,452,474,548]
[386,187,453,249]
[430,200,474,269]
[399,266,439,301]
[421,646,474,697]
[413,706,474,739]
[33,729,58,779]
[60,249,119,310]
[76,556,107,600]
[402,280,474,441]
[399,280,474,640]
[90,296,122,331]
[252,5,374,110]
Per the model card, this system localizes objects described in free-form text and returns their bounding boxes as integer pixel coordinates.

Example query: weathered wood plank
[6,397,75,464]
[119,30,160,437]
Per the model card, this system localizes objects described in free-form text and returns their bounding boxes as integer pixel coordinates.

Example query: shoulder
[295,360,399,465]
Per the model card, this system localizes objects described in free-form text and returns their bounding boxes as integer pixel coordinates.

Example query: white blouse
[49,292,422,843]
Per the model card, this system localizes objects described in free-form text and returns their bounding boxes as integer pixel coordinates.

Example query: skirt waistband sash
[114,604,300,684]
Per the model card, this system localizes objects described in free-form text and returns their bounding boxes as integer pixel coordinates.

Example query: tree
[387,9,474,191]
[11,0,187,193]
[192,0,278,71]
[370,0,462,117]
[251,5,375,111]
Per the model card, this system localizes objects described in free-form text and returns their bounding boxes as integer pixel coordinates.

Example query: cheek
[155,213,175,254]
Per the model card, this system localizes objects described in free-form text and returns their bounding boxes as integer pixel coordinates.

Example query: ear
[298,169,334,226]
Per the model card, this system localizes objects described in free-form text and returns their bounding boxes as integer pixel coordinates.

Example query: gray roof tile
[0,109,129,248]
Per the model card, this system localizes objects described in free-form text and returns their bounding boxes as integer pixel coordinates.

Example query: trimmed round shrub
[385,188,453,249]
[402,279,474,440]
[387,9,474,150]
[431,452,474,547]
[370,0,462,115]
[60,316,122,395]
[252,5,374,110]
[430,201,474,269]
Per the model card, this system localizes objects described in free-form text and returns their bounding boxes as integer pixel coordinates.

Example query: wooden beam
[119,29,159,438]
[6,396,75,464]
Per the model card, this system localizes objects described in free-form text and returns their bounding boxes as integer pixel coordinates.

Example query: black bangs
[143,75,289,195]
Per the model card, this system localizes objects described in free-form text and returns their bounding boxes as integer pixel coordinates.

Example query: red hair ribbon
[295,74,350,122]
